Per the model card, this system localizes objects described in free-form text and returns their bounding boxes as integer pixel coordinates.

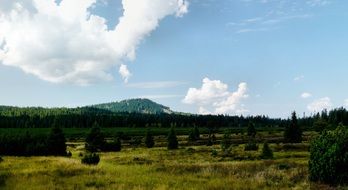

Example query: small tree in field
[284,112,302,143]
[188,126,200,142]
[309,125,348,185]
[260,142,273,159]
[81,153,100,165]
[145,130,155,148]
[247,122,256,138]
[46,125,67,156]
[85,122,105,152]
[221,131,232,153]
[167,127,178,150]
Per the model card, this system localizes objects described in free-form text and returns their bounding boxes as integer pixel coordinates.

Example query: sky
[0,0,347,118]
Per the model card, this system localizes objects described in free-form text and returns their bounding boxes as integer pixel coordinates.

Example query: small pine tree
[247,122,256,138]
[193,125,200,140]
[260,142,273,159]
[81,153,100,165]
[167,127,178,150]
[221,131,232,153]
[85,122,105,152]
[145,130,155,148]
[284,112,302,143]
[46,125,67,156]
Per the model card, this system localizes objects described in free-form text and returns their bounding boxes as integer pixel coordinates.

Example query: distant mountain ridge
[89,98,174,114]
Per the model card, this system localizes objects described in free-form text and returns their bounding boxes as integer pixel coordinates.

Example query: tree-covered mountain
[89,98,174,114]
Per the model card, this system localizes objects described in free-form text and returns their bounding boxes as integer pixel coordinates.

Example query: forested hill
[89,99,174,114]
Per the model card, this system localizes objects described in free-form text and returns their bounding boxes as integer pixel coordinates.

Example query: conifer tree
[284,112,302,143]
[145,129,155,148]
[167,127,178,150]
[47,125,67,156]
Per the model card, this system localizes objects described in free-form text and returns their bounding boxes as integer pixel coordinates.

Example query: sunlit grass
[0,142,324,190]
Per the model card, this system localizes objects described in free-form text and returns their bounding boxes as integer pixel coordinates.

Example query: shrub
[130,137,142,148]
[145,130,155,148]
[81,153,100,165]
[211,149,218,157]
[101,137,121,152]
[284,112,302,143]
[167,127,178,150]
[247,122,256,138]
[0,157,3,163]
[244,140,258,151]
[221,131,232,153]
[260,142,273,159]
[46,126,67,156]
[85,123,106,152]
[66,151,72,157]
[309,125,348,185]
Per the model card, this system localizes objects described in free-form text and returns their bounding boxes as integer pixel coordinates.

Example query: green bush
[81,153,100,165]
[167,127,178,150]
[260,142,273,159]
[85,123,106,152]
[309,126,348,185]
[102,138,121,152]
[145,130,155,148]
[244,140,258,151]
[221,131,232,153]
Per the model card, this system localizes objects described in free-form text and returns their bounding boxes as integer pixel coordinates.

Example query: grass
[0,141,334,190]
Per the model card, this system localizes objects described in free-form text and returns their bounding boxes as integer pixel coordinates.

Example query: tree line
[1,105,348,130]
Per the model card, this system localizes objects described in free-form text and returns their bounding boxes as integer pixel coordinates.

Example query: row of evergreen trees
[0,126,67,156]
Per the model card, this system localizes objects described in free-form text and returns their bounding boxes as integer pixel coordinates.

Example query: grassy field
[0,129,345,190]
[1,141,344,190]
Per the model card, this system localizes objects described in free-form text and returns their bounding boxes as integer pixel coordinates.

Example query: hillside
[90,98,174,114]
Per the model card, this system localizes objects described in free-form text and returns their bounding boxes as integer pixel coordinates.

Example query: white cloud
[183,77,249,115]
[0,0,189,85]
[307,97,332,112]
[344,99,348,107]
[301,92,312,99]
[127,81,186,89]
[119,64,131,83]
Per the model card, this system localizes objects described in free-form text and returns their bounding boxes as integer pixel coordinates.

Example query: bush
[66,151,72,157]
[85,123,106,152]
[104,138,121,152]
[260,142,273,159]
[46,126,67,156]
[309,125,348,185]
[221,131,232,153]
[247,122,256,138]
[81,153,100,165]
[211,149,218,157]
[130,137,142,148]
[244,140,258,151]
[0,157,3,163]
[167,127,178,150]
[145,130,155,148]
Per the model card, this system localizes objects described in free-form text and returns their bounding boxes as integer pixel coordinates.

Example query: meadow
[0,130,345,190]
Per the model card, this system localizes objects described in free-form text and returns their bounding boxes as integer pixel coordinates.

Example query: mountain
[90,98,174,114]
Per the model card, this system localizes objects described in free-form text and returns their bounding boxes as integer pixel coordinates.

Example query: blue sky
[0,0,347,118]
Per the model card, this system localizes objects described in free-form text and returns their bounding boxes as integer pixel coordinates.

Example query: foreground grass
[1,143,327,190]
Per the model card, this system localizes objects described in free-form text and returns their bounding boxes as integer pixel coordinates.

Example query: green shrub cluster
[309,125,348,185]
[260,142,273,159]
[81,153,100,165]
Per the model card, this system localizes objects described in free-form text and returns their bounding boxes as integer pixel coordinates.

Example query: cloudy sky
[0,0,347,118]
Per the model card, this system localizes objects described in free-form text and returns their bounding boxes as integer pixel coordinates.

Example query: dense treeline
[0,105,348,130]
[0,126,67,156]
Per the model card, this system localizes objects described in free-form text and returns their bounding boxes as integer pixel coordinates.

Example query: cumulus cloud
[119,64,131,83]
[0,0,189,85]
[301,92,312,99]
[183,78,249,115]
[307,97,332,112]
